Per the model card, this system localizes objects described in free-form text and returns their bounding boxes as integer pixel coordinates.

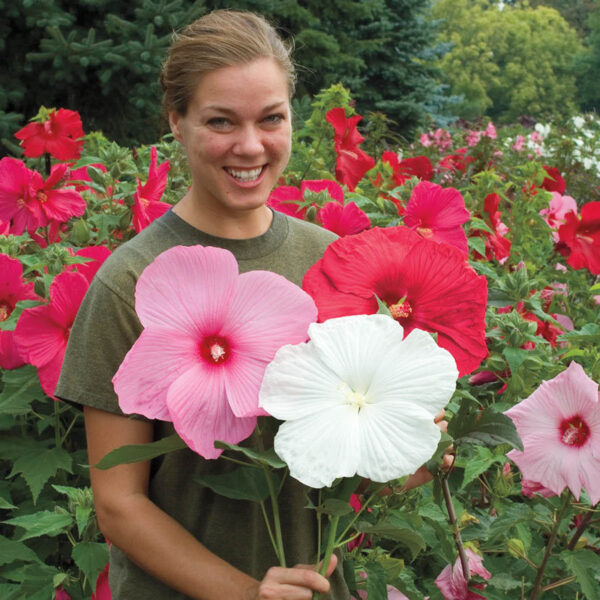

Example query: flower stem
[314,514,340,600]
[440,475,470,581]
[567,504,597,550]
[259,500,278,559]
[262,464,286,567]
[335,483,385,545]
[530,492,571,600]
[54,401,62,449]
[541,575,577,593]
[44,152,51,176]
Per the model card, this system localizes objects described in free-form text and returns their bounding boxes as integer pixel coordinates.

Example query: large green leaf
[9,447,73,504]
[195,466,278,502]
[0,563,58,600]
[460,446,504,489]
[94,433,187,469]
[487,503,534,543]
[358,518,425,559]
[558,323,600,343]
[214,441,286,468]
[560,549,600,600]
[0,535,40,566]
[72,542,109,590]
[0,366,44,416]
[365,560,387,600]
[3,511,73,541]
[449,408,522,451]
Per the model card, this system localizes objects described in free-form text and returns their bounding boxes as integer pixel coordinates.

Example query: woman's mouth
[224,166,265,182]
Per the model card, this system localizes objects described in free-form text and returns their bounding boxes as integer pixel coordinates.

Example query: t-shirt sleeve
[55,275,143,415]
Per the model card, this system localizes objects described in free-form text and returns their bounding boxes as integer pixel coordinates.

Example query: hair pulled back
[161,10,295,117]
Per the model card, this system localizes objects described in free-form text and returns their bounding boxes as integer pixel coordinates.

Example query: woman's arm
[85,406,335,600]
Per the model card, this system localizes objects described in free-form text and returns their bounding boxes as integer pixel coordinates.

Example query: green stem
[263,464,286,567]
[530,492,572,600]
[259,500,278,559]
[316,489,323,564]
[567,503,597,550]
[541,575,577,593]
[60,414,80,446]
[335,483,386,545]
[54,401,62,449]
[314,514,340,600]
[441,475,470,582]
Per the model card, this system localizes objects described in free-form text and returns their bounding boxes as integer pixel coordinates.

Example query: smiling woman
[54,9,346,600]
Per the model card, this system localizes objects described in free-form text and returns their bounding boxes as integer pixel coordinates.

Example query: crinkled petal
[166,363,256,459]
[113,329,199,421]
[274,404,361,487]
[135,245,237,333]
[14,304,65,367]
[223,352,270,418]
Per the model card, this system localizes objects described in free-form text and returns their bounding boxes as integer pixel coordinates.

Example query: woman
[56,10,346,600]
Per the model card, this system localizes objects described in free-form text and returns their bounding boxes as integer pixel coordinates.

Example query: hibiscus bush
[1,89,599,600]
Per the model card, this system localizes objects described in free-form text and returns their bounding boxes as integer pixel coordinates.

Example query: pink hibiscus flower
[521,478,555,499]
[506,362,600,504]
[403,181,470,254]
[54,587,71,600]
[13,248,110,397]
[302,226,488,376]
[556,202,600,275]
[325,108,375,191]
[0,254,41,369]
[317,201,370,237]
[15,108,84,161]
[381,152,433,186]
[435,549,491,600]
[113,245,317,459]
[539,192,577,241]
[0,158,86,235]
[132,147,171,233]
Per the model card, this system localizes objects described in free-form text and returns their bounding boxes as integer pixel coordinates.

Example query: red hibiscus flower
[15,108,84,161]
[14,248,110,398]
[132,147,171,233]
[91,563,111,600]
[403,181,470,254]
[0,254,41,370]
[0,158,86,235]
[325,108,375,191]
[268,179,345,220]
[303,226,488,376]
[471,193,511,264]
[438,148,473,173]
[317,201,370,236]
[557,201,600,275]
[540,166,566,194]
[382,152,433,186]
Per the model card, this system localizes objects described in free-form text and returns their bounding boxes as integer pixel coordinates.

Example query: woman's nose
[233,125,264,156]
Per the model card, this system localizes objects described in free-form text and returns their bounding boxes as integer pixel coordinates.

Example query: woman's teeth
[226,167,263,182]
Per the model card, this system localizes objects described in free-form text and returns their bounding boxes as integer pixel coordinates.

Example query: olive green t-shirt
[55,209,349,599]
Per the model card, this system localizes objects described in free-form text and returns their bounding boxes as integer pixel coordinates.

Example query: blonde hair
[161,10,295,116]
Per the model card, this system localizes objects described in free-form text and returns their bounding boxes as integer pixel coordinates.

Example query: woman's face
[169,57,292,217]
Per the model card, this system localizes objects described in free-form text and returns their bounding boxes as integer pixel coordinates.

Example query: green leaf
[502,347,531,375]
[558,323,600,343]
[195,466,277,502]
[316,498,353,517]
[0,535,41,566]
[461,446,503,489]
[9,447,73,504]
[0,495,16,510]
[214,440,286,469]
[560,549,600,600]
[487,503,534,543]
[324,475,363,503]
[468,236,487,258]
[0,366,44,415]
[365,560,387,600]
[358,518,425,559]
[450,408,522,451]
[425,431,454,476]
[1,563,58,599]
[75,507,93,538]
[72,542,109,591]
[374,294,392,317]
[94,433,187,469]
[3,511,73,541]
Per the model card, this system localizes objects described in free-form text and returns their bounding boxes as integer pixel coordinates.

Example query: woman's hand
[251,554,338,600]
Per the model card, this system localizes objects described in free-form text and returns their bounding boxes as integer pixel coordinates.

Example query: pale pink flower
[435,549,491,600]
[521,478,556,499]
[540,192,578,241]
[506,362,600,504]
[466,131,481,147]
[512,135,526,151]
[483,122,497,139]
[113,245,317,459]
[420,132,433,147]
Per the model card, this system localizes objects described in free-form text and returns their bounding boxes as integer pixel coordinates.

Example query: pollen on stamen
[200,335,230,365]
[416,226,434,238]
[389,298,413,320]
[560,415,590,447]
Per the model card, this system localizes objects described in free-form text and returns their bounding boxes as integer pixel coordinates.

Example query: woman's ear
[169,110,183,143]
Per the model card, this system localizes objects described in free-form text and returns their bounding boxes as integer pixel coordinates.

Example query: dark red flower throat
[200,335,230,365]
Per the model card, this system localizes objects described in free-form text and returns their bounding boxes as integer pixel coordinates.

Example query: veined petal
[221,270,316,360]
[259,342,348,420]
[224,352,269,418]
[135,245,237,334]
[274,404,361,488]
[113,328,199,421]
[166,363,256,459]
[14,304,65,367]
[357,402,441,481]
[368,328,457,416]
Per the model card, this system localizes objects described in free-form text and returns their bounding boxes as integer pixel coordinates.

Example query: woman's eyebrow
[202,101,288,114]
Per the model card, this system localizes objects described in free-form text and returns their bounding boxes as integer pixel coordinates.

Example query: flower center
[416,226,434,238]
[560,415,590,447]
[340,383,369,412]
[388,297,412,320]
[0,304,11,322]
[36,190,48,203]
[200,335,230,365]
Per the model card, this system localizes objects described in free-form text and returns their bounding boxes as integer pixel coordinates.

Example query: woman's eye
[207,117,231,129]
[263,113,284,125]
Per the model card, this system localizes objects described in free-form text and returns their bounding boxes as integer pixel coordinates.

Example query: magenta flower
[132,147,171,233]
[403,181,470,254]
[267,179,345,220]
[91,563,111,600]
[0,158,85,235]
[318,201,370,236]
[435,549,491,600]
[0,254,41,370]
[506,362,600,504]
[113,245,317,459]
